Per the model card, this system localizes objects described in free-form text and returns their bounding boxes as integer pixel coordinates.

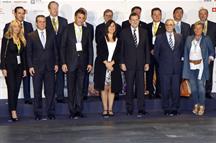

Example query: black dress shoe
[137,110,148,118]
[164,110,170,116]
[126,111,133,116]
[77,112,85,118]
[169,110,179,116]
[35,116,42,120]
[25,100,33,104]
[48,115,56,120]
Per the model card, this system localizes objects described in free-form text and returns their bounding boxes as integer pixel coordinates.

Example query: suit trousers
[67,67,85,114]
[160,73,181,111]
[32,67,55,117]
[125,70,145,112]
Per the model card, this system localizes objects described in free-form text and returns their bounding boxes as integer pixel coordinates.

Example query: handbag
[180,79,191,97]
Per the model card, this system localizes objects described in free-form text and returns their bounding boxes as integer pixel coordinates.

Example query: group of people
[0,1,216,121]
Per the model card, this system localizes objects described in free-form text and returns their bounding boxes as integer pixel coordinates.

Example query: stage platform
[0,96,216,117]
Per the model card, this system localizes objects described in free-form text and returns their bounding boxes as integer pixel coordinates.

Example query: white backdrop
[0,0,215,99]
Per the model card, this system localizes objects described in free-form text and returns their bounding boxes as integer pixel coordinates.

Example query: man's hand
[29,67,35,76]
[87,65,93,73]
[54,65,58,73]
[144,64,149,71]
[23,70,27,77]
[120,64,127,72]
[62,64,68,73]
[2,69,7,77]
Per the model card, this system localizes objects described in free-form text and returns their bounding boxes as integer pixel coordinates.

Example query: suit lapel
[156,22,163,35]
[35,30,44,49]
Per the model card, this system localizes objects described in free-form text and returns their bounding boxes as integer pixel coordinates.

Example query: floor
[1,112,216,143]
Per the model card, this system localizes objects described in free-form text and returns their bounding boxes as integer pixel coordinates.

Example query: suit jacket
[95,22,121,44]
[0,37,26,70]
[94,37,122,93]
[46,16,68,64]
[84,22,94,42]
[147,22,166,51]
[27,30,58,72]
[60,22,93,72]
[122,20,147,30]
[191,20,216,47]
[154,33,184,75]
[182,35,215,80]
[4,21,33,37]
[120,27,150,70]
[178,21,190,46]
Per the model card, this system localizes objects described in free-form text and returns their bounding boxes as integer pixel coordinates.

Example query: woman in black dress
[94,20,122,117]
[1,20,27,121]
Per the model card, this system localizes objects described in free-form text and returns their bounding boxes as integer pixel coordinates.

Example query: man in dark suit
[191,8,216,98]
[95,9,121,44]
[60,9,93,119]
[46,1,68,103]
[173,7,190,46]
[120,13,150,118]
[146,7,166,98]
[154,19,184,116]
[78,8,94,99]
[121,6,147,30]
[3,6,33,104]
[27,15,58,120]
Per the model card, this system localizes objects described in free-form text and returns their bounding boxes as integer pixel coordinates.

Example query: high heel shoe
[108,110,114,117]
[11,117,19,121]
[102,110,109,118]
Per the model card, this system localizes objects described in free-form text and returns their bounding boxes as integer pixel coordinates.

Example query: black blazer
[191,20,216,47]
[147,22,166,51]
[27,30,58,71]
[85,22,94,42]
[0,37,26,70]
[4,21,33,37]
[46,16,68,63]
[120,27,150,70]
[60,23,93,72]
[179,21,190,44]
[94,37,122,93]
[95,22,121,44]
[122,20,147,30]
[154,33,184,74]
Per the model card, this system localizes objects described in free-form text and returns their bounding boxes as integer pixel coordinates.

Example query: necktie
[41,31,46,48]
[153,22,158,36]
[169,34,174,50]
[133,28,137,47]
[175,22,181,34]
[203,22,207,36]
[52,18,58,32]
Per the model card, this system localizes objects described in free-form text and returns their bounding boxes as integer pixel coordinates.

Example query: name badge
[17,56,21,64]
[152,36,156,45]
[76,42,83,52]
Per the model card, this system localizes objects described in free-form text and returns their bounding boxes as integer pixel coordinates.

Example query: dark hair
[151,7,162,15]
[103,9,113,16]
[173,7,184,14]
[129,12,139,20]
[48,1,59,9]
[36,15,46,23]
[14,6,25,13]
[105,20,117,42]
[75,9,86,17]
[131,6,142,12]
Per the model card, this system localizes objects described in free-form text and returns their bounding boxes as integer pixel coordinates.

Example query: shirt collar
[37,29,46,33]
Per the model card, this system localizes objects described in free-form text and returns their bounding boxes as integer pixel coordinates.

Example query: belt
[189,59,202,65]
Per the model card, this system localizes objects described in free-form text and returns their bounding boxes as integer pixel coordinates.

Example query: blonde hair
[4,20,26,47]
